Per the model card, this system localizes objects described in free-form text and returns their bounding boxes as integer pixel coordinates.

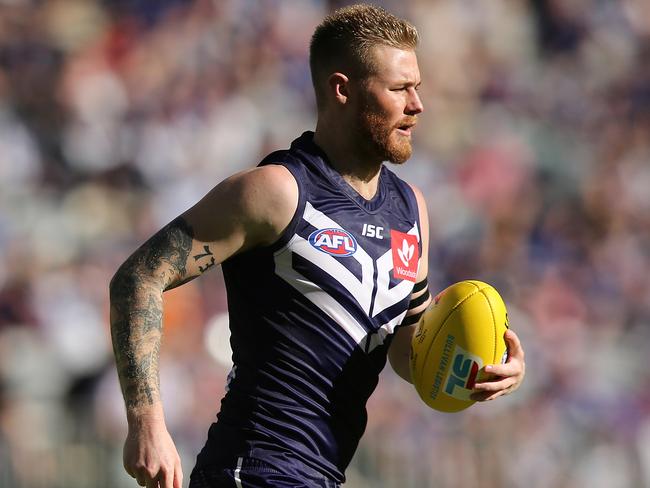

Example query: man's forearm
[109,218,195,415]
[110,271,165,413]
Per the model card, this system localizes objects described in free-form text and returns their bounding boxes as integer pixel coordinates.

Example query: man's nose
[406,88,424,115]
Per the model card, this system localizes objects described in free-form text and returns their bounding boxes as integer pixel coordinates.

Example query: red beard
[356,109,415,165]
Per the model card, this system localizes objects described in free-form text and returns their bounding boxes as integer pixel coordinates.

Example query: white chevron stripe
[274,242,368,344]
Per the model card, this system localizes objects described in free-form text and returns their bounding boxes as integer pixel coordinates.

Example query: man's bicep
[114,165,297,292]
[173,183,253,287]
[112,182,246,294]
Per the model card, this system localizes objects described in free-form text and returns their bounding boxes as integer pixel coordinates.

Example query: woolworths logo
[397,239,414,266]
[390,229,418,283]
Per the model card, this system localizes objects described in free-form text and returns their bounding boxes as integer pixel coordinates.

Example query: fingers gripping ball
[410,280,509,412]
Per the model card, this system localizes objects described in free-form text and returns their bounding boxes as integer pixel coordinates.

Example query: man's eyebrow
[392,78,421,87]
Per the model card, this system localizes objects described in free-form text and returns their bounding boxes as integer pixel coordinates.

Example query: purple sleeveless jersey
[193,132,422,485]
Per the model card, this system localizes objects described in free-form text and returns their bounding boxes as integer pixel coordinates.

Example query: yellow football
[410,280,509,412]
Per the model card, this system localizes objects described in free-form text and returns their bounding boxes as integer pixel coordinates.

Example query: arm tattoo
[110,217,194,410]
[194,245,216,273]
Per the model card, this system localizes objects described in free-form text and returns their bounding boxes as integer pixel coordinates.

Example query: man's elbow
[109,261,152,302]
[109,265,133,300]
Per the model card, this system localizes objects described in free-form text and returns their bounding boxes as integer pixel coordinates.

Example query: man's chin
[385,139,412,164]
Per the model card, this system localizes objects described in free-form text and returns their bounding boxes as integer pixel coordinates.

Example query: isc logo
[308,228,358,257]
[443,345,483,400]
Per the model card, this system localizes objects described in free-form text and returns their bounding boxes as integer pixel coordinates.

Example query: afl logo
[308,228,357,257]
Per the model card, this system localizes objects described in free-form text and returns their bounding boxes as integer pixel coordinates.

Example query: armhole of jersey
[264,157,306,253]
[404,182,423,254]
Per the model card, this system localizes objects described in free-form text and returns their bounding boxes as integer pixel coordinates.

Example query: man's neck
[313,126,383,201]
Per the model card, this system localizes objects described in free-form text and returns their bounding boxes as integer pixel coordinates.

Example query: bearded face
[349,46,422,165]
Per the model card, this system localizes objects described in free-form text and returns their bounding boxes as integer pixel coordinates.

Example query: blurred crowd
[1,0,649,486]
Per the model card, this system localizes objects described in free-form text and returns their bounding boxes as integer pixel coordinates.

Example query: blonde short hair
[309,4,419,108]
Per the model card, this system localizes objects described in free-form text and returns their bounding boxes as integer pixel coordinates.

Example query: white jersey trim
[234,456,244,488]
[275,241,368,345]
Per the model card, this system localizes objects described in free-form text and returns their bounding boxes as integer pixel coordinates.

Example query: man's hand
[471,329,525,402]
[123,415,183,488]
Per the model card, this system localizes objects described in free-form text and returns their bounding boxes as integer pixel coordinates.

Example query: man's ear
[328,72,350,105]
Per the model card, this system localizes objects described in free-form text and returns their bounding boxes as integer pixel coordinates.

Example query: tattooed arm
[109,165,298,488]
[110,217,194,414]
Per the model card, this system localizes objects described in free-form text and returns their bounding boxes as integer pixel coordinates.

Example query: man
[110,4,525,488]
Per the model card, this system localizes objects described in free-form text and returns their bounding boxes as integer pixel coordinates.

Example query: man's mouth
[396,122,416,136]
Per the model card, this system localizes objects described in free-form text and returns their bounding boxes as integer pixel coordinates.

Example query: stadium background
[1,0,649,486]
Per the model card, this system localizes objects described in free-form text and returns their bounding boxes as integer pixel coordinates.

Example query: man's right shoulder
[226,164,300,245]
[234,163,298,203]
[183,164,299,253]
